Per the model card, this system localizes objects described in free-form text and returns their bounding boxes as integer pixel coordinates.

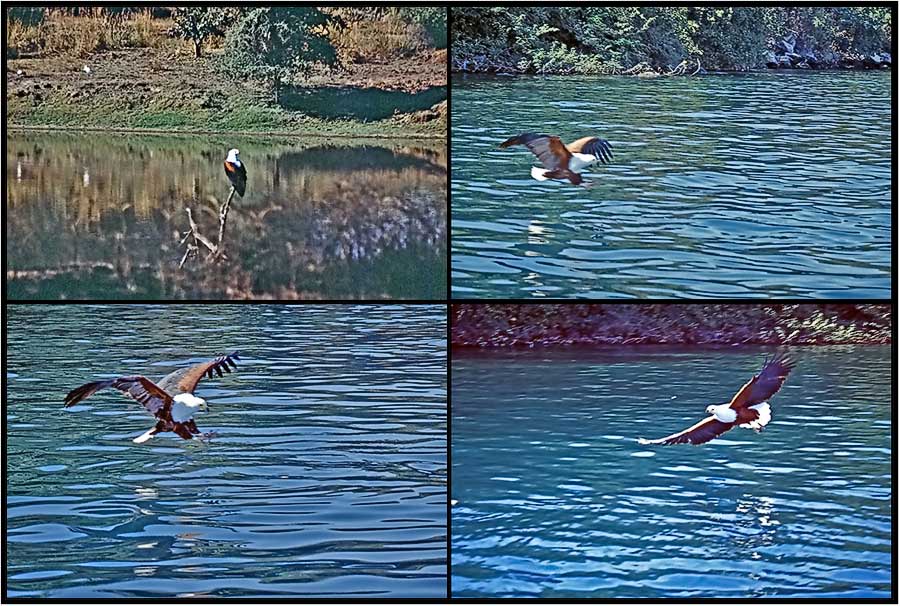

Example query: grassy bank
[6,86,446,138]
[6,8,447,138]
[452,304,892,348]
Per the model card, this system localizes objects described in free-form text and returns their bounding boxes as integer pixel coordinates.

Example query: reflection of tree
[6,133,447,299]
[172,186,446,299]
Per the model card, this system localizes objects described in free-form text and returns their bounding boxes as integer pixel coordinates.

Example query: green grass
[8,90,445,138]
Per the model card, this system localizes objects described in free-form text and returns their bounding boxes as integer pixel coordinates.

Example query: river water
[6,304,447,598]
[451,71,891,299]
[6,132,447,300]
[452,346,891,598]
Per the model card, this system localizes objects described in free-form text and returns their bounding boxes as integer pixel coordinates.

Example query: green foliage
[222,7,337,103]
[170,7,233,57]
[689,7,767,70]
[451,6,894,74]
[7,7,45,27]
[397,7,447,49]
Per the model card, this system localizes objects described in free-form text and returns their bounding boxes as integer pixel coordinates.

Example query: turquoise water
[6,305,447,598]
[451,72,892,299]
[452,346,892,598]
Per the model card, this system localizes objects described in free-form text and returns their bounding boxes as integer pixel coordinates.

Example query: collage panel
[6,6,447,301]
[6,304,447,599]
[3,3,897,605]
[450,6,892,300]
[451,303,893,599]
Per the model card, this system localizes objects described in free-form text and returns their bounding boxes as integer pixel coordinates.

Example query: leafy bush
[222,7,337,103]
[451,6,893,74]
[170,7,233,57]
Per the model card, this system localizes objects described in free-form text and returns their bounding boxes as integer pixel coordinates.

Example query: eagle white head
[225,148,241,165]
[172,393,209,422]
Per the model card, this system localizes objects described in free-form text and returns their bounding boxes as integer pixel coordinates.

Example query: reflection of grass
[280,85,446,121]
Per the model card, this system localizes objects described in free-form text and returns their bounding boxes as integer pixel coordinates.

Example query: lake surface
[6,305,447,598]
[451,72,892,299]
[6,132,447,300]
[452,346,892,598]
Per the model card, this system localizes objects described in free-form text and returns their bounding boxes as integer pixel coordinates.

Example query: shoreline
[451,66,892,77]
[451,304,893,349]
[6,123,445,141]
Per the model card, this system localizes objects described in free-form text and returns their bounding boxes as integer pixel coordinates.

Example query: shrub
[170,7,233,57]
[222,7,338,104]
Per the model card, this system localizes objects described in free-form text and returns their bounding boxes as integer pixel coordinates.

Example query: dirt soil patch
[6,43,447,136]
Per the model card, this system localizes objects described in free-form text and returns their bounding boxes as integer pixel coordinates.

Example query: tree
[171,7,231,58]
[222,7,337,104]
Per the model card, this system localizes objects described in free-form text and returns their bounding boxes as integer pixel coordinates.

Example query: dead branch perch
[178,186,235,268]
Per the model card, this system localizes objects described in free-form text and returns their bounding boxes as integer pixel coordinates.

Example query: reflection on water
[452,346,892,598]
[451,71,891,299]
[7,132,447,299]
[7,304,447,598]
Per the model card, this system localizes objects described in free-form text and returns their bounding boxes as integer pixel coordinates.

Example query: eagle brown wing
[728,353,795,410]
[224,161,247,197]
[500,133,572,171]
[64,376,172,416]
[638,416,735,446]
[156,352,240,395]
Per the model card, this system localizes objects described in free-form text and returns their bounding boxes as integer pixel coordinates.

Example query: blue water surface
[6,304,447,599]
[452,346,892,598]
[451,71,892,299]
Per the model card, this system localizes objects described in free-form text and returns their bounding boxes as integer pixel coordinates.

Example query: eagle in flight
[638,354,795,446]
[64,352,240,443]
[499,132,613,185]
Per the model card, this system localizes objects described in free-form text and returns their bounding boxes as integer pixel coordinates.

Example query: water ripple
[451,72,891,298]
[452,347,891,598]
[7,305,447,598]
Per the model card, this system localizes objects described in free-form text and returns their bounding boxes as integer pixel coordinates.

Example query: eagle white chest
[568,152,598,172]
[171,393,204,422]
[710,403,737,423]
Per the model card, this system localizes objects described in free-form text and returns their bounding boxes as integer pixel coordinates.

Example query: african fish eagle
[224,148,247,197]
[638,353,795,446]
[63,352,240,443]
[499,133,613,185]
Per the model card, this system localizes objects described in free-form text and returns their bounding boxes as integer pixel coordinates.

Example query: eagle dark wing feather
[63,376,172,416]
[639,416,734,446]
[224,162,247,197]
[729,353,795,409]
[746,353,795,405]
[566,136,613,164]
[500,133,572,171]
[157,352,241,395]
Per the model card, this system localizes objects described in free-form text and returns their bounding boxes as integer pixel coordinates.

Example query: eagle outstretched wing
[157,352,241,395]
[566,136,613,163]
[63,376,172,416]
[638,416,734,446]
[500,133,572,172]
[728,353,795,410]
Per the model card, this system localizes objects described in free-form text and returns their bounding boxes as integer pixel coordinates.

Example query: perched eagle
[224,148,247,197]
[499,132,613,185]
[638,354,795,446]
[64,352,240,443]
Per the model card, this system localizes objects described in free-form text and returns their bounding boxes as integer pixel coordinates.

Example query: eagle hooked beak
[200,400,210,412]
